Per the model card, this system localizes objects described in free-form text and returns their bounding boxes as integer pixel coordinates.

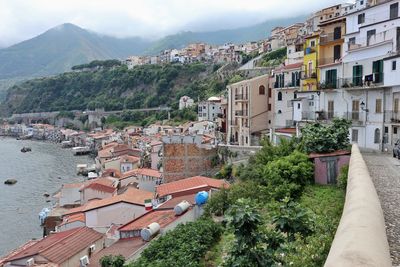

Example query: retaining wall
[324,144,391,267]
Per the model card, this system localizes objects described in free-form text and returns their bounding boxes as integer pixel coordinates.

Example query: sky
[0,0,344,48]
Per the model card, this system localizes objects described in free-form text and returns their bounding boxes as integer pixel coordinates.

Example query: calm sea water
[0,137,93,256]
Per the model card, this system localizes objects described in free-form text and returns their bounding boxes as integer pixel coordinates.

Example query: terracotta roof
[157,194,196,210]
[6,227,103,264]
[156,176,229,198]
[87,238,145,267]
[121,155,140,163]
[119,209,178,232]
[64,187,153,215]
[135,168,162,178]
[81,183,116,194]
[283,62,303,70]
[309,150,351,159]
[59,213,86,226]
[275,128,297,135]
[0,240,39,267]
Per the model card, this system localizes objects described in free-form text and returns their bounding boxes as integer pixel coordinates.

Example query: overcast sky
[0,0,345,48]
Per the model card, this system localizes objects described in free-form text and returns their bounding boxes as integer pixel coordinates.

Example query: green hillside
[0,63,226,116]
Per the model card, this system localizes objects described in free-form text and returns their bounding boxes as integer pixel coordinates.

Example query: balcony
[235,110,248,117]
[343,112,365,125]
[319,80,339,90]
[301,69,318,80]
[235,94,248,101]
[320,33,343,45]
[304,47,316,55]
[348,31,393,52]
[339,73,384,89]
[319,57,341,66]
[385,111,400,123]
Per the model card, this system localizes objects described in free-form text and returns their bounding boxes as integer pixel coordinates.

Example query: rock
[21,147,32,153]
[4,179,17,185]
[43,193,50,197]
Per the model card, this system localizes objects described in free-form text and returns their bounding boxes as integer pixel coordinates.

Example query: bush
[338,164,349,190]
[129,218,222,267]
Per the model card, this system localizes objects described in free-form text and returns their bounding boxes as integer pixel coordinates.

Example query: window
[268,104,272,111]
[353,65,363,86]
[334,45,341,61]
[310,40,316,47]
[395,127,398,134]
[360,0,364,5]
[325,69,338,88]
[376,99,382,113]
[259,85,265,95]
[278,92,283,101]
[374,128,381,144]
[390,3,399,20]
[372,60,383,83]
[328,101,334,119]
[367,29,376,46]
[395,98,399,113]
[297,103,301,109]
[268,88,272,98]
[358,13,365,24]
[349,37,356,45]
[352,129,359,142]
[393,60,397,71]
[334,27,342,40]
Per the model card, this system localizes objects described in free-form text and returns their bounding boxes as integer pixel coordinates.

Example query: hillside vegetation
[0,63,226,116]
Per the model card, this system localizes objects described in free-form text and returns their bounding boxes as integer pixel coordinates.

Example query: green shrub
[129,218,222,267]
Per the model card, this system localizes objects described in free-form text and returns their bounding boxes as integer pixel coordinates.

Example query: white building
[178,96,195,110]
[198,97,223,122]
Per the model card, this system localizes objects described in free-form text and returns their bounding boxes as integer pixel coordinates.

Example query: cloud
[0,0,344,48]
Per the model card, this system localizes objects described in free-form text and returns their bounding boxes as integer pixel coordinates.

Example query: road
[363,152,400,266]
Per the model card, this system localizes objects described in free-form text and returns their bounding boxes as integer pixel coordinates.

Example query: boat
[61,140,74,148]
[21,147,32,153]
[72,146,91,156]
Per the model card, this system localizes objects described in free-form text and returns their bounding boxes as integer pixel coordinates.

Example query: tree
[224,199,269,267]
[100,255,125,267]
[301,118,351,153]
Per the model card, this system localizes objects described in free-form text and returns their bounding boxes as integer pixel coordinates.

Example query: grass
[200,232,234,267]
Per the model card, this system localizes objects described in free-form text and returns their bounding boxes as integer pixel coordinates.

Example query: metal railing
[348,31,393,51]
[235,110,248,116]
[319,57,341,66]
[340,73,384,89]
[385,111,400,123]
[320,32,343,45]
[235,94,249,101]
[301,69,318,79]
[344,112,365,125]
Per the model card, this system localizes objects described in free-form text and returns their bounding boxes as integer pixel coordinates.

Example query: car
[393,139,400,159]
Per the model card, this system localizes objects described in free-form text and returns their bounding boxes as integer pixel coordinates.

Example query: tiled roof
[121,168,161,179]
[59,213,85,226]
[119,209,178,232]
[81,182,116,194]
[156,176,229,198]
[6,227,103,264]
[121,155,140,163]
[309,150,351,159]
[283,62,303,70]
[64,187,153,215]
[87,238,145,267]
[275,128,297,135]
[156,194,196,210]
[0,240,39,267]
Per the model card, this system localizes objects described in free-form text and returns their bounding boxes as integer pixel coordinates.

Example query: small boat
[21,147,32,153]
[72,146,91,156]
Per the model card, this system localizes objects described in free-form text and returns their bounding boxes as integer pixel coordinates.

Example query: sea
[0,137,93,256]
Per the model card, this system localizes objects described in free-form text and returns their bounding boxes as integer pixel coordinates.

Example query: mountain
[0,23,152,80]
[144,16,306,55]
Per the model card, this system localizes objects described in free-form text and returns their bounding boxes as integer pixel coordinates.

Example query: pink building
[309,150,351,185]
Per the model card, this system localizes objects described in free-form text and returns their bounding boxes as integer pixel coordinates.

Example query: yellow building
[318,16,346,89]
[301,33,320,91]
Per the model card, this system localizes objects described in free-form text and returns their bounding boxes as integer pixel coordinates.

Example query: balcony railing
[301,69,318,79]
[348,31,393,51]
[340,73,384,89]
[304,47,316,55]
[319,57,341,66]
[235,94,248,101]
[235,110,248,116]
[320,33,343,45]
[319,80,339,90]
[343,112,365,125]
[385,111,400,123]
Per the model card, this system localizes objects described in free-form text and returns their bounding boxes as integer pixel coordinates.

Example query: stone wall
[324,144,391,267]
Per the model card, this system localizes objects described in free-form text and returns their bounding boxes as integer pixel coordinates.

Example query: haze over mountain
[0,15,305,81]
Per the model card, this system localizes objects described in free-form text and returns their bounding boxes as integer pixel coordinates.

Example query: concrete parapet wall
[324,144,391,267]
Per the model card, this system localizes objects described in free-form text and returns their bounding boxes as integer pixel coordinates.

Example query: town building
[178,96,195,110]
[198,97,223,122]
[226,74,273,146]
